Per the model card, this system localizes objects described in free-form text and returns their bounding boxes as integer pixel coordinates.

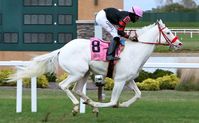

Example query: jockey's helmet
[129,6,143,17]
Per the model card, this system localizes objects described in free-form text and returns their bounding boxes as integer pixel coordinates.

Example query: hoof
[112,102,119,108]
[72,105,79,116]
[83,99,90,105]
[92,107,99,117]
[95,112,99,117]
[72,110,78,116]
[83,101,88,105]
[112,105,119,108]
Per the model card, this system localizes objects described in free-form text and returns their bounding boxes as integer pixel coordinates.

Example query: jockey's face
[134,15,140,22]
[130,13,140,22]
[129,13,140,22]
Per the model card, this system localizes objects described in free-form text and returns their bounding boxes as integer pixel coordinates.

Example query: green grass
[154,33,199,52]
[177,34,199,51]
[0,88,199,123]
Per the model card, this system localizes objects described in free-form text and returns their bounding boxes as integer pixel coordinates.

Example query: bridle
[138,22,179,47]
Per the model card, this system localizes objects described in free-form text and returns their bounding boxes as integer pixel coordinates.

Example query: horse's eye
[167,32,170,35]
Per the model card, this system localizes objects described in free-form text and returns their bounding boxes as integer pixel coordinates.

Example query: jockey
[96,6,143,61]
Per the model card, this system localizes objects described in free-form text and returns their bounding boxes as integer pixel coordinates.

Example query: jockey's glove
[129,36,138,42]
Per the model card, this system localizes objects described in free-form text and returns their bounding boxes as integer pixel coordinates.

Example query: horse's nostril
[179,43,183,46]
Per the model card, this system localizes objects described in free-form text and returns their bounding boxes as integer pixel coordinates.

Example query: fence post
[80,83,86,113]
[190,32,193,38]
[94,13,102,39]
[16,79,22,113]
[31,77,37,112]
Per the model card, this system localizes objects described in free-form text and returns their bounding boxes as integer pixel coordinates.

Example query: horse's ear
[156,19,163,24]
[155,20,159,25]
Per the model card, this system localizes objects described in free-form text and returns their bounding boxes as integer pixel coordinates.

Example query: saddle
[90,37,124,61]
[90,37,125,78]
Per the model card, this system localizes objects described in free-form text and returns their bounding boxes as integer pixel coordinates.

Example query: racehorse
[9,20,182,115]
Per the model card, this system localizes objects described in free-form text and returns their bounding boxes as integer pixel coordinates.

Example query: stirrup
[106,56,120,61]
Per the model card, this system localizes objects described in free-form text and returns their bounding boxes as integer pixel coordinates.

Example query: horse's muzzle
[173,42,183,50]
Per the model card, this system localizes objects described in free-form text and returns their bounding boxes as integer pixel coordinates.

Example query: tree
[180,0,197,8]
[150,2,199,12]
[152,3,185,12]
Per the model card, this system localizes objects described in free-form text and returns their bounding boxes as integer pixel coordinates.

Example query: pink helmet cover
[129,6,143,17]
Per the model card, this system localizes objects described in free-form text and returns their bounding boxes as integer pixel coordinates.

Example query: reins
[136,22,178,47]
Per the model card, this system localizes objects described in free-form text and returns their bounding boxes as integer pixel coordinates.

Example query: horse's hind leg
[73,72,100,115]
[73,72,92,102]
[119,79,141,107]
[70,72,90,114]
[59,75,81,107]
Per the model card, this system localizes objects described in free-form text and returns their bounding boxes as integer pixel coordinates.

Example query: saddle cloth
[90,37,124,61]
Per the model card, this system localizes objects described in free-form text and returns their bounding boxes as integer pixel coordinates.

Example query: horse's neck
[121,25,160,71]
[125,25,159,53]
[138,25,159,43]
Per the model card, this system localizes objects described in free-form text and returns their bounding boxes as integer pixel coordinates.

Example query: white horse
[9,20,182,115]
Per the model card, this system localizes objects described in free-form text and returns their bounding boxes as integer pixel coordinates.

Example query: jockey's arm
[118,21,137,41]
[118,17,138,42]
[118,20,129,38]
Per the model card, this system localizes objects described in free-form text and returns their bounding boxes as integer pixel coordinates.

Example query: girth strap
[106,60,115,78]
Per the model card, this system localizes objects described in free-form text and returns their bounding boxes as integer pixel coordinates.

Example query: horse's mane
[136,23,156,36]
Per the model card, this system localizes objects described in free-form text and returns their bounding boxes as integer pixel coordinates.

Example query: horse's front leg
[119,79,141,108]
[59,75,81,116]
[88,81,125,108]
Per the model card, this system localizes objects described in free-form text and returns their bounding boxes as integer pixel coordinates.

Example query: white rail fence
[1,60,199,113]
[171,29,199,38]
[0,61,36,113]
[0,61,37,112]
[0,61,86,113]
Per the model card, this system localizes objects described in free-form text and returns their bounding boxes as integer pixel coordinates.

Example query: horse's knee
[58,82,65,90]
[136,91,141,99]
[74,90,81,95]
[73,90,84,97]
[59,82,71,91]
[59,82,67,90]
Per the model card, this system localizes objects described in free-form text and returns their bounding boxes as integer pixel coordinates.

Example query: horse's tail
[8,49,60,81]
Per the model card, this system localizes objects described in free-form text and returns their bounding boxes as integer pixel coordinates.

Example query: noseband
[157,22,178,46]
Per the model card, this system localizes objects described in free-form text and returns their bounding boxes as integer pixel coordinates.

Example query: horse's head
[156,19,183,50]
[132,19,183,50]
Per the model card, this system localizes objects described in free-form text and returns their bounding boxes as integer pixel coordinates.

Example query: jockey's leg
[88,81,125,108]
[96,9,120,61]
[119,79,141,107]
[106,37,120,61]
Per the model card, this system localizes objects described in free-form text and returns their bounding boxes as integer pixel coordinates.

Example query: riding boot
[106,37,120,61]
